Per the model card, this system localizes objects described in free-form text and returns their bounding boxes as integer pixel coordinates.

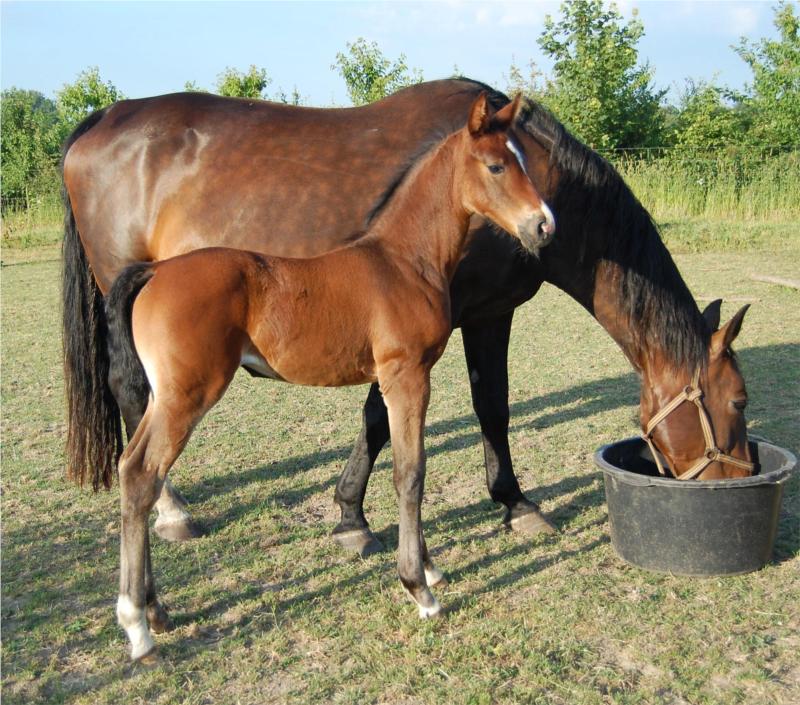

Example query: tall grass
[609,147,800,222]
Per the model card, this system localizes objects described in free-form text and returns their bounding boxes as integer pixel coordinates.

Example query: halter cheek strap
[641,369,755,480]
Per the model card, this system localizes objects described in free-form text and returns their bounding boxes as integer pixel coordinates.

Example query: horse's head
[459,93,556,253]
[640,300,753,480]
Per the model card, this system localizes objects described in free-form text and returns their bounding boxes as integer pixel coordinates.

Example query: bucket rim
[595,437,796,489]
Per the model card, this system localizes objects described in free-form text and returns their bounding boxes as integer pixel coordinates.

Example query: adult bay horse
[105,95,552,660]
[62,79,753,554]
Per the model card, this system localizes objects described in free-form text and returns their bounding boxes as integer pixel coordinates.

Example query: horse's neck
[547,211,703,380]
[368,138,471,283]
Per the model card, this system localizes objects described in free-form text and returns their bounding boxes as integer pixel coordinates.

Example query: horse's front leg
[332,383,389,556]
[461,312,555,535]
[380,365,443,618]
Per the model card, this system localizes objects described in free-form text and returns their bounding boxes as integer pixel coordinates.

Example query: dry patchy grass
[2,238,798,704]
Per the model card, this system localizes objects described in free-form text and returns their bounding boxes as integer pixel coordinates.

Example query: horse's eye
[488,164,505,175]
[732,398,747,411]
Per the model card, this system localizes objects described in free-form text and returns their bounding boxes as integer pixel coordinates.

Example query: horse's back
[63,80,494,292]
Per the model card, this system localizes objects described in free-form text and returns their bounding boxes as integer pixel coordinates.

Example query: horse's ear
[701,298,723,331]
[491,94,523,131]
[711,304,750,358]
[468,93,491,136]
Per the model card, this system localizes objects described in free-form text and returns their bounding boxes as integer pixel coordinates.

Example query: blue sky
[1,1,783,106]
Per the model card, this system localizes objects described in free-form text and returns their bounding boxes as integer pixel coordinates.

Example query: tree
[504,57,546,99]
[215,65,271,99]
[332,38,423,105]
[56,67,123,131]
[1,89,62,204]
[538,0,667,149]
[671,79,744,149]
[734,1,800,146]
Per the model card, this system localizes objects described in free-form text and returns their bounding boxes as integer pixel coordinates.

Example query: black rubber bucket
[595,438,796,576]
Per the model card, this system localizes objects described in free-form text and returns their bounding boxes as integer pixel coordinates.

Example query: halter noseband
[641,369,755,480]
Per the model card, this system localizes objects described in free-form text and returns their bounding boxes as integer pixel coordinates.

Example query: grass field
[2,229,799,704]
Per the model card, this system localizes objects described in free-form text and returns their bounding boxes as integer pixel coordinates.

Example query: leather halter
[641,369,755,480]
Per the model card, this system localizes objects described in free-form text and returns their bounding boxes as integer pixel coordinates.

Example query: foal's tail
[62,109,125,491]
[105,263,155,440]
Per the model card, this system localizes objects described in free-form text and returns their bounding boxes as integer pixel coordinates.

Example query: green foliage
[538,0,667,149]
[215,65,271,99]
[734,1,800,146]
[671,79,744,148]
[1,89,62,205]
[56,66,123,131]
[332,38,423,106]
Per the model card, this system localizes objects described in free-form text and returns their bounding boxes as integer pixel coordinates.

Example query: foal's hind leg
[108,358,203,543]
[461,314,555,536]
[116,403,197,660]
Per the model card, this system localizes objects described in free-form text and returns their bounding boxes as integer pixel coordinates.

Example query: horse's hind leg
[332,382,389,556]
[461,313,555,536]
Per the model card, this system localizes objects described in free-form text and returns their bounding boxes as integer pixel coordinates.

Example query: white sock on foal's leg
[117,594,155,660]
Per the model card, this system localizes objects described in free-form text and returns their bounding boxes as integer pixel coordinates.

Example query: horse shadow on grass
[184,369,640,537]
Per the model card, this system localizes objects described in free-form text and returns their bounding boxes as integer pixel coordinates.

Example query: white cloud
[728,6,760,35]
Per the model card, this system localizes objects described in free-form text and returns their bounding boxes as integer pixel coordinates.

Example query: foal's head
[458,94,556,253]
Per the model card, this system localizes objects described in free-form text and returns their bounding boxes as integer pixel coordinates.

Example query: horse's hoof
[154,518,203,543]
[332,528,384,557]
[425,565,448,589]
[147,603,173,634]
[505,511,557,536]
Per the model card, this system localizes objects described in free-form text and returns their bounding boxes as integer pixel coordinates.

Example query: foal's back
[131,242,449,392]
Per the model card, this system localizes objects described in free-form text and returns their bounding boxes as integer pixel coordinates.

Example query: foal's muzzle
[519,205,556,252]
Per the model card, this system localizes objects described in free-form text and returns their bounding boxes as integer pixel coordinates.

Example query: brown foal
[106,94,555,660]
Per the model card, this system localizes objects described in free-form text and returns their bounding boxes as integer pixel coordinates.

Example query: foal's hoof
[154,518,203,543]
[332,528,384,557]
[505,510,556,536]
[147,603,173,634]
[419,599,442,619]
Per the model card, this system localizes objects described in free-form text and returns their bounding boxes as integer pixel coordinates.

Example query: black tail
[61,107,124,491]
[106,263,154,431]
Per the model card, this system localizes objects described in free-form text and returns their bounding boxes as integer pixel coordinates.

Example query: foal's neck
[367,135,472,283]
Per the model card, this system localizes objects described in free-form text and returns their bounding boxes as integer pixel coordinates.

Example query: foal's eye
[488,164,505,175]
[731,398,748,411]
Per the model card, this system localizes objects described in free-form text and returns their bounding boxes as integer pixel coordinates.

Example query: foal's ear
[710,304,750,359]
[701,298,723,331]
[468,93,491,136]
[491,94,523,131]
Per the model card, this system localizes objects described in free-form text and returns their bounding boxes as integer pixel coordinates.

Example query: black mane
[519,100,709,370]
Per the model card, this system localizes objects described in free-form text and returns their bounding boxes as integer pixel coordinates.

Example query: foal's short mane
[518,99,710,371]
[365,81,509,228]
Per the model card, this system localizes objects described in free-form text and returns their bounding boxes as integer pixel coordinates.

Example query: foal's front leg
[380,366,443,618]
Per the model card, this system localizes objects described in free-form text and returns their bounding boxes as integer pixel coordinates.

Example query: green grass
[2,235,799,704]
[614,150,800,222]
